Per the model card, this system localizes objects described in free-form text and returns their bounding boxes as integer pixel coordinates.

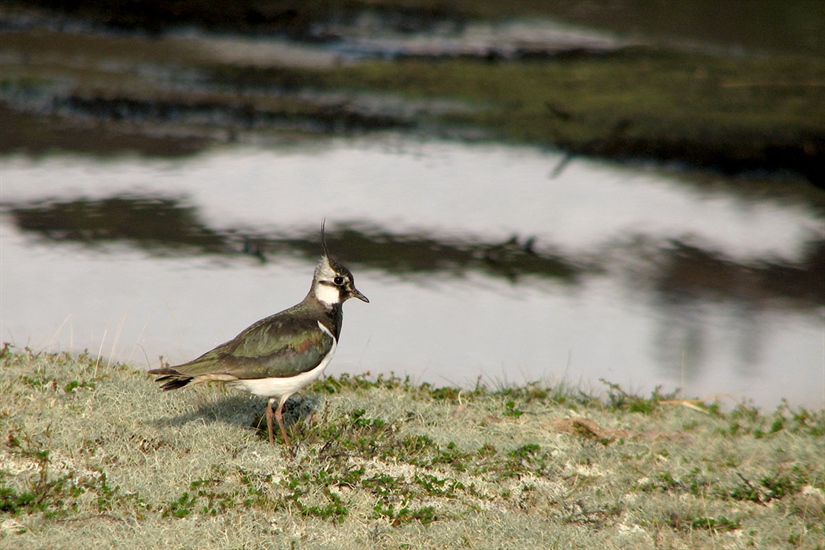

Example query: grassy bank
[1,348,824,548]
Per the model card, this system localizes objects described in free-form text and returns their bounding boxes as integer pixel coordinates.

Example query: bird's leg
[266,397,276,445]
[275,395,291,447]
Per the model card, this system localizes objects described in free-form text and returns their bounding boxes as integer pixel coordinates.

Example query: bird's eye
[333,276,345,285]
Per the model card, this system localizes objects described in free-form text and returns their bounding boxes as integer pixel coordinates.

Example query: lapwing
[148,236,368,446]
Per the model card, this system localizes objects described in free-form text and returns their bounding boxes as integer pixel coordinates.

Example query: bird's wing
[170,314,334,379]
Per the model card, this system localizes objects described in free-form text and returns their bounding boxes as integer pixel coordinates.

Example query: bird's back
[168,301,337,380]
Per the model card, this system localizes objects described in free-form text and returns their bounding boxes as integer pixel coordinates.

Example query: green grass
[1,346,824,548]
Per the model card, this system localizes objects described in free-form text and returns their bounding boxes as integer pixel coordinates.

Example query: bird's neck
[305,286,344,339]
[320,302,344,339]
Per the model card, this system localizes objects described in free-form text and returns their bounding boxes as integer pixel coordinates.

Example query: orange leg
[275,396,291,447]
[265,397,277,445]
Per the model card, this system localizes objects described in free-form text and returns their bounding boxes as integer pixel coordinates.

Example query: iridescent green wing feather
[171,313,333,379]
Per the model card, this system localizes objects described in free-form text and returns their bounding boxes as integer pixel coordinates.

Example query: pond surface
[2,136,824,409]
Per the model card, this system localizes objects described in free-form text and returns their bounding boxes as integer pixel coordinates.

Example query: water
[2,137,824,409]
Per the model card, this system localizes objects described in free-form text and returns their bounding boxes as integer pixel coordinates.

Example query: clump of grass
[599,379,684,414]
[2,347,824,549]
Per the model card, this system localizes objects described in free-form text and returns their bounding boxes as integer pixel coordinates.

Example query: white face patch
[312,255,342,306]
[314,281,341,305]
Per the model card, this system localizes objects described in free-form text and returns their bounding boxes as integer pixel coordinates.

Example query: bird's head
[311,224,369,307]
[312,254,369,306]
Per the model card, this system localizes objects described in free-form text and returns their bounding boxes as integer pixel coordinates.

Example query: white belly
[231,322,337,398]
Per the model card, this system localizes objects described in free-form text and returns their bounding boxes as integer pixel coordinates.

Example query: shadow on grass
[150,392,323,443]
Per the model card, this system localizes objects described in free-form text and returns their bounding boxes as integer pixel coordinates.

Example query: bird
[148,236,368,446]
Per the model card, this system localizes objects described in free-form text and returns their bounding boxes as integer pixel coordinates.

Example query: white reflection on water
[1,136,824,409]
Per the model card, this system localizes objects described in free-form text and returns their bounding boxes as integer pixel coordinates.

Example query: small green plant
[601,380,678,413]
[163,492,198,518]
[373,502,437,526]
[729,466,809,504]
[189,477,236,516]
[279,472,349,523]
[503,400,524,418]
[415,473,464,498]
[19,375,55,389]
[64,379,96,393]
[350,408,386,429]
[0,481,37,514]
[362,474,401,497]
[385,434,438,466]
[690,515,741,531]
[509,443,540,459]
[788,406,825,436]
[295,489,349,523]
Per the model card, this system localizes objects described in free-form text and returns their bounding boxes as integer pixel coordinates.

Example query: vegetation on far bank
[210,48,825,183]
[2,2,825,185]
[1,347,824,548]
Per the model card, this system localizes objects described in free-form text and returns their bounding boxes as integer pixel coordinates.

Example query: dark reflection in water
[656,241,825,309]
[10,196,228,253]
[652,297,708,381]
[652,294,770,381]
[317,227,579,284]
[7,194,580,284]
[650,241,825,379]
[8,193,825,315]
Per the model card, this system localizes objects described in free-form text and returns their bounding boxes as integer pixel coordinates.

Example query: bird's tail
[147,368,193,391]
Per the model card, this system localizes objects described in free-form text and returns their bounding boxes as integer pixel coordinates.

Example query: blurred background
[1,0,824,409]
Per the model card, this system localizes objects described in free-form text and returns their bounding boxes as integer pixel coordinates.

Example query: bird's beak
[352,288,369,303]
